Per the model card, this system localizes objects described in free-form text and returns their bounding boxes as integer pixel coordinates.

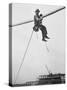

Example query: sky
[12,3,65,85]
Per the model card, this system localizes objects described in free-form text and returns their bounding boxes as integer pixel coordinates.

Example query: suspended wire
[9,6,65,27]
[36,32,38,39]
[9,20,33,27]
[45,42,49,52]
[43,6,65,18]
[45,64,52,74]
[14,30,34,84]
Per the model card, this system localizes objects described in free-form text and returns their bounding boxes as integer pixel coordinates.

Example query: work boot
[45,35,50,39]
[42,38,47,42]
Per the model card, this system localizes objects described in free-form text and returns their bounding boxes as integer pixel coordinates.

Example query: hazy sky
[12,3,65,84]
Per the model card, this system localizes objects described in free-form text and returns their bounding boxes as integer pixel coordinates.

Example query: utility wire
[14,30,34,84]
[9,20,33,27]
[45,42,49,52]
[9,6,65,27]
[43,6,65,18]
[36,32,38,39]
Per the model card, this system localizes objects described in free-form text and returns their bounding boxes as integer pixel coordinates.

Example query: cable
[9,20,33,27]
[14,30,34,84]
[43,6,65,18]
[9,6,65,27]
[45,42,49,52]
[36,32,38,39]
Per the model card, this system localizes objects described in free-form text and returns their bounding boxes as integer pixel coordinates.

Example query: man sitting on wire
[33,9,40,32]
[33,9,50,42]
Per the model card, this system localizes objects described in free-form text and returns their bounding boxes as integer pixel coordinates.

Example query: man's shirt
[34,15,40,26]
